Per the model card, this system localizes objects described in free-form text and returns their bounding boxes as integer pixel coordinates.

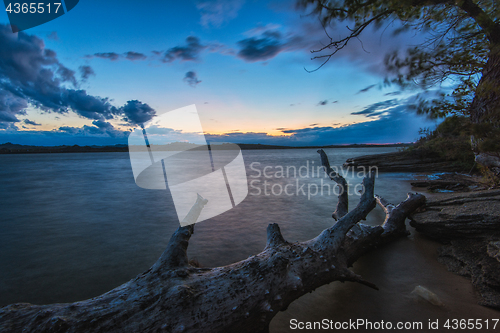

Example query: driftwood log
[0,150,425,333]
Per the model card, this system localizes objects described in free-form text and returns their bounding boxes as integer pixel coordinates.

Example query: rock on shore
[410,190,500,309]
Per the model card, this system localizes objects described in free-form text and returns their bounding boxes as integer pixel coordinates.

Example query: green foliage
[409,116,475,170]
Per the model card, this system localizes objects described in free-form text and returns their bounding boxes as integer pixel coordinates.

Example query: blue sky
[0,0,438,146]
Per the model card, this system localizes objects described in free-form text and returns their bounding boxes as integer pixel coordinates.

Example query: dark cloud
[85,39,227,64]
[0,25,157,133]
[351,99,398,117]
[140,125,176,135]
[59,120,128,138]
[196,0,245,28]
[0,128,129,145]
[317,100,328,106]
[0,24,118,124]
[0,90,28,122]
[86,51,148,62]
[79,65,95,80]
[57,65,77,86]
[124,51,147,61]
[233,20,329,63]
[162,36,206,63]
[120,100,156,125]
[357,84,377,94]
[235,23,326,62]
[62,90,117,120]
[85,39,230,66]
[237,30,284,62]
[183,71,202,87]
[0,110,22,122]
[92,52,120,61]
[0,122,18,130]
[23,119,41,126]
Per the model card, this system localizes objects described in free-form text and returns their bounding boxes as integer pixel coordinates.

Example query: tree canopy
[299,0,500,175]
[298,0,499,118]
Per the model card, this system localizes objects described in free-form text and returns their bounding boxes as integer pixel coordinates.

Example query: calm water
[0,148,498,332]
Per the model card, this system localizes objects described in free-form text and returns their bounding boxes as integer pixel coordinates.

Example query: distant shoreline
[0,142,410,154]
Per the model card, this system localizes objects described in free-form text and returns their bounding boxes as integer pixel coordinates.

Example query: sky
[0,0,440,146]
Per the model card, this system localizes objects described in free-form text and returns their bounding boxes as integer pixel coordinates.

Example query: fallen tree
[0,150,425,333]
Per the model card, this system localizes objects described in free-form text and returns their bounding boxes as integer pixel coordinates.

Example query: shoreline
[0,142,409,155]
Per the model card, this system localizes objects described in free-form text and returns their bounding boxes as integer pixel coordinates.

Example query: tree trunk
[0,150,425,333]
[470,43,500,175]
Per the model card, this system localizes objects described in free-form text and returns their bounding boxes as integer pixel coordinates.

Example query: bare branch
[265,223,287,249]
[317,149,348,220]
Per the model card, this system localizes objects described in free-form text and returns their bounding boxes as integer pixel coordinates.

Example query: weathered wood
[317,149,348,219]
[0,151,426,333]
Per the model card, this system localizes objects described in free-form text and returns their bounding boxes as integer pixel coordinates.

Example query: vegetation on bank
[407,116,475,172]
[408,115,500,185]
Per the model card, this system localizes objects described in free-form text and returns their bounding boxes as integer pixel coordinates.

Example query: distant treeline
[0,142,410,154]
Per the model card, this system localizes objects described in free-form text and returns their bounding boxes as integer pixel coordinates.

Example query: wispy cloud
[196,0,245,28]
[23,119,41,126]
[357,84,377,94]
[162,36,206,63]
[86,51,147,62]
[86,37,231,65]
[79,65,95,80]
[124,51,147,61]
[46,31,58,41]
[91,52,120,61]
[351,99,399,117]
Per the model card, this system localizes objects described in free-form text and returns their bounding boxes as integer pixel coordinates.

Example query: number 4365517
[5,3,62,14]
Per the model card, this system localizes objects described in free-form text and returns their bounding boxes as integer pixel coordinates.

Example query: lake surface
[1,148,498,331]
